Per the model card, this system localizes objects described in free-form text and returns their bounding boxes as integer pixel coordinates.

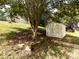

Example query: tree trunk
[32,29,37,39]
[30,19,39,39]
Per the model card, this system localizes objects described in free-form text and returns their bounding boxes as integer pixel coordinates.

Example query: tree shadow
[0,27,31,44]
[0,27,46,45]
[0,27,78,59]
[21,38,73,59]
[62,34,79,45]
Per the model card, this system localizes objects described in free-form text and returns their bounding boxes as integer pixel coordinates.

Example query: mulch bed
[8,31,45,45]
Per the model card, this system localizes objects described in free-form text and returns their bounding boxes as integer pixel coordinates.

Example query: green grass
[0,21,30,34]
[66,31,79,37]
[0,21,31,44]
[61,31,79,45]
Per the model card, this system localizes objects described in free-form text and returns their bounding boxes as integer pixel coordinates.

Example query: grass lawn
[62,31,79,45]
[67,31,79,37]
[0,21,30,33]
[0,21,31,43]
[0,21,79,59]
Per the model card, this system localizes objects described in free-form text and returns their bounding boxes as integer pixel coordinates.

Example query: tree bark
[32,28,37,39]
[30,19,39,39]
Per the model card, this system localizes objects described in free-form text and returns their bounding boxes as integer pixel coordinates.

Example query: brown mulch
[8,31,48,45]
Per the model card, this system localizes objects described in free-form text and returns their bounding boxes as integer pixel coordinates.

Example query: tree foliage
[53,0,79,24]
[9,0,50,38]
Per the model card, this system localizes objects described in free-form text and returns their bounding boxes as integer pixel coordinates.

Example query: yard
[0,21,79,59]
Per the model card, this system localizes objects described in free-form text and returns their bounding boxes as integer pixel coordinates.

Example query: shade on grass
[0,21,31,44]
[66,31,79,37]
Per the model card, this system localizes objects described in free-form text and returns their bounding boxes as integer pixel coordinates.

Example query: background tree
[0,0,7,5]
[52,0,79,25]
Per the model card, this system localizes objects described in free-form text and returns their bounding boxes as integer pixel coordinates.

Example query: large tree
[9,0,50,38]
